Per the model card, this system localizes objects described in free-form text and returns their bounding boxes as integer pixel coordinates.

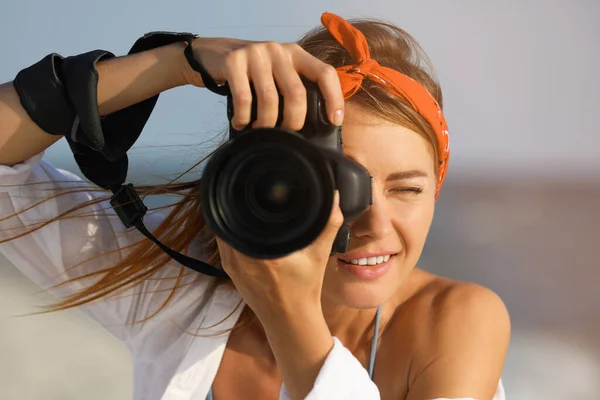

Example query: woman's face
[322,103,437,309]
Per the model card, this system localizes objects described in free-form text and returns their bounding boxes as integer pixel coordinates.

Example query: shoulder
[395,270,510,337]
[392,271,510,399]
[428,278,510,337]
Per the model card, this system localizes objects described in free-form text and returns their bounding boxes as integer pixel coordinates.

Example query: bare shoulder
[389,270,510,399]
[394,269,510,330]
[426,273,510,332]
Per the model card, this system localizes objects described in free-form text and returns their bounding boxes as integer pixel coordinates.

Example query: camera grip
[226,79,331,140]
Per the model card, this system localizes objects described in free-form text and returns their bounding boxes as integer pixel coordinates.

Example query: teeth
[344,254,391,266]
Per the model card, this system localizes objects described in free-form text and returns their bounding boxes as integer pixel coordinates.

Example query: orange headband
[321,12,450,197]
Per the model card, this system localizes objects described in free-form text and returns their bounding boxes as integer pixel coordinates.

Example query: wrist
[259,301,323,328]
[177,39,204,87]
[260,305,333,367]
[255,295,323,327]
[261,307,334,400]
[158,41,197,88]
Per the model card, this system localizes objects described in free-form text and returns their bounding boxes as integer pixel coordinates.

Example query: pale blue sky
[1,0,598,181]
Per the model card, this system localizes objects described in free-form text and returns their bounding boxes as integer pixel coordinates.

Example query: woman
[0,12,509,400]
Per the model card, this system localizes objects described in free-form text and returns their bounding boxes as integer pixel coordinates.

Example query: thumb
[319,190,345,245]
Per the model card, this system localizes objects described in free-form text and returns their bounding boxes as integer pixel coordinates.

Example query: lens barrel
[201,129,335,259]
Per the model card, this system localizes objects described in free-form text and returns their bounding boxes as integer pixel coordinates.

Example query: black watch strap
[134,31,230,96]
[182,40,230,96]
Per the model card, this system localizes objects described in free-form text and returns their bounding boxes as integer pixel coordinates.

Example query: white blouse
[0,153,505,400]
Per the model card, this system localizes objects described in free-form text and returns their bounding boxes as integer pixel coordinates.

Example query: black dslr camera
[200,80,373,259]
[12,32,372,278]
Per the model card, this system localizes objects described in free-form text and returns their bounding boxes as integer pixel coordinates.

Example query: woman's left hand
[216,192,343,322]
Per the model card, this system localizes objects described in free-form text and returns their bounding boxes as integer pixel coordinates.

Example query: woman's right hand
[185,38,345,131]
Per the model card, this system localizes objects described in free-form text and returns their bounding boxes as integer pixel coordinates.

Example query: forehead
[341,105,435,176]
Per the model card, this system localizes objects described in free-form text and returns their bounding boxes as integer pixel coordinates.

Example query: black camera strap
[110,184,229,278]
[106,32,231,279]
[14,32,230,279]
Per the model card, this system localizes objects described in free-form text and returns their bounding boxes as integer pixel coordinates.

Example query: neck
[319,296,381,352]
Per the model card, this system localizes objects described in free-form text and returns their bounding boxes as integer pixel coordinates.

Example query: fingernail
[333,109,344,126]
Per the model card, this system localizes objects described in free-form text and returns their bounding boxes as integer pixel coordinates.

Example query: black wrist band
[133,31,230,96]
[13,53,76,136]
[62,50,116,151]
[13,50,116,140]
[182,39,230,96]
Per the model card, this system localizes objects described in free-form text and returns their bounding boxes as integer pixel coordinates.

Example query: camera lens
[223,145,324,244]
[201,129,335,259]
[248,168,302,220]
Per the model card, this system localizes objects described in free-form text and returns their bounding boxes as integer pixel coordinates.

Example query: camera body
[200,80,373,259]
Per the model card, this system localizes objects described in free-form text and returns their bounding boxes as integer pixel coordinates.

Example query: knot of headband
[321,12,450,197]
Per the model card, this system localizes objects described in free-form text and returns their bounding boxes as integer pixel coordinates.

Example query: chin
[322,255,408,309]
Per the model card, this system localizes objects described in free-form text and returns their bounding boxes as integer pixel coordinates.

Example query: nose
[350,191,394,240]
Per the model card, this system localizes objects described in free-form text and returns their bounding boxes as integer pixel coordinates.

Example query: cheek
[392,201,435,247]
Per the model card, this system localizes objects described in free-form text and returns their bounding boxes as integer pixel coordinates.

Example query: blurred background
[1,1,599,399]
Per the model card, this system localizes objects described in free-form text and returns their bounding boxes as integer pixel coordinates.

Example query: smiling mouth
[339,254,394,266]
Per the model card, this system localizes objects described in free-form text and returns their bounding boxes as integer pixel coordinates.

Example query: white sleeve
[0,153,188,351]
[279,337,380,400]
[278,337,506,400]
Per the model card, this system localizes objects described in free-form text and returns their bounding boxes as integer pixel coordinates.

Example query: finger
[289,45,345,126]
[316,191,345,248]
[225,51,253,130]
[272,58,307,131]
[248,45,280,128]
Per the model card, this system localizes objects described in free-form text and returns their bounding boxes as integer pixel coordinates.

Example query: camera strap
[106,32,230,279]
[22,32,230,279]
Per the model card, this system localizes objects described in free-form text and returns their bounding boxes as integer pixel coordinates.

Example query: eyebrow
[386,170,428,182]
[344,154,428,182]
